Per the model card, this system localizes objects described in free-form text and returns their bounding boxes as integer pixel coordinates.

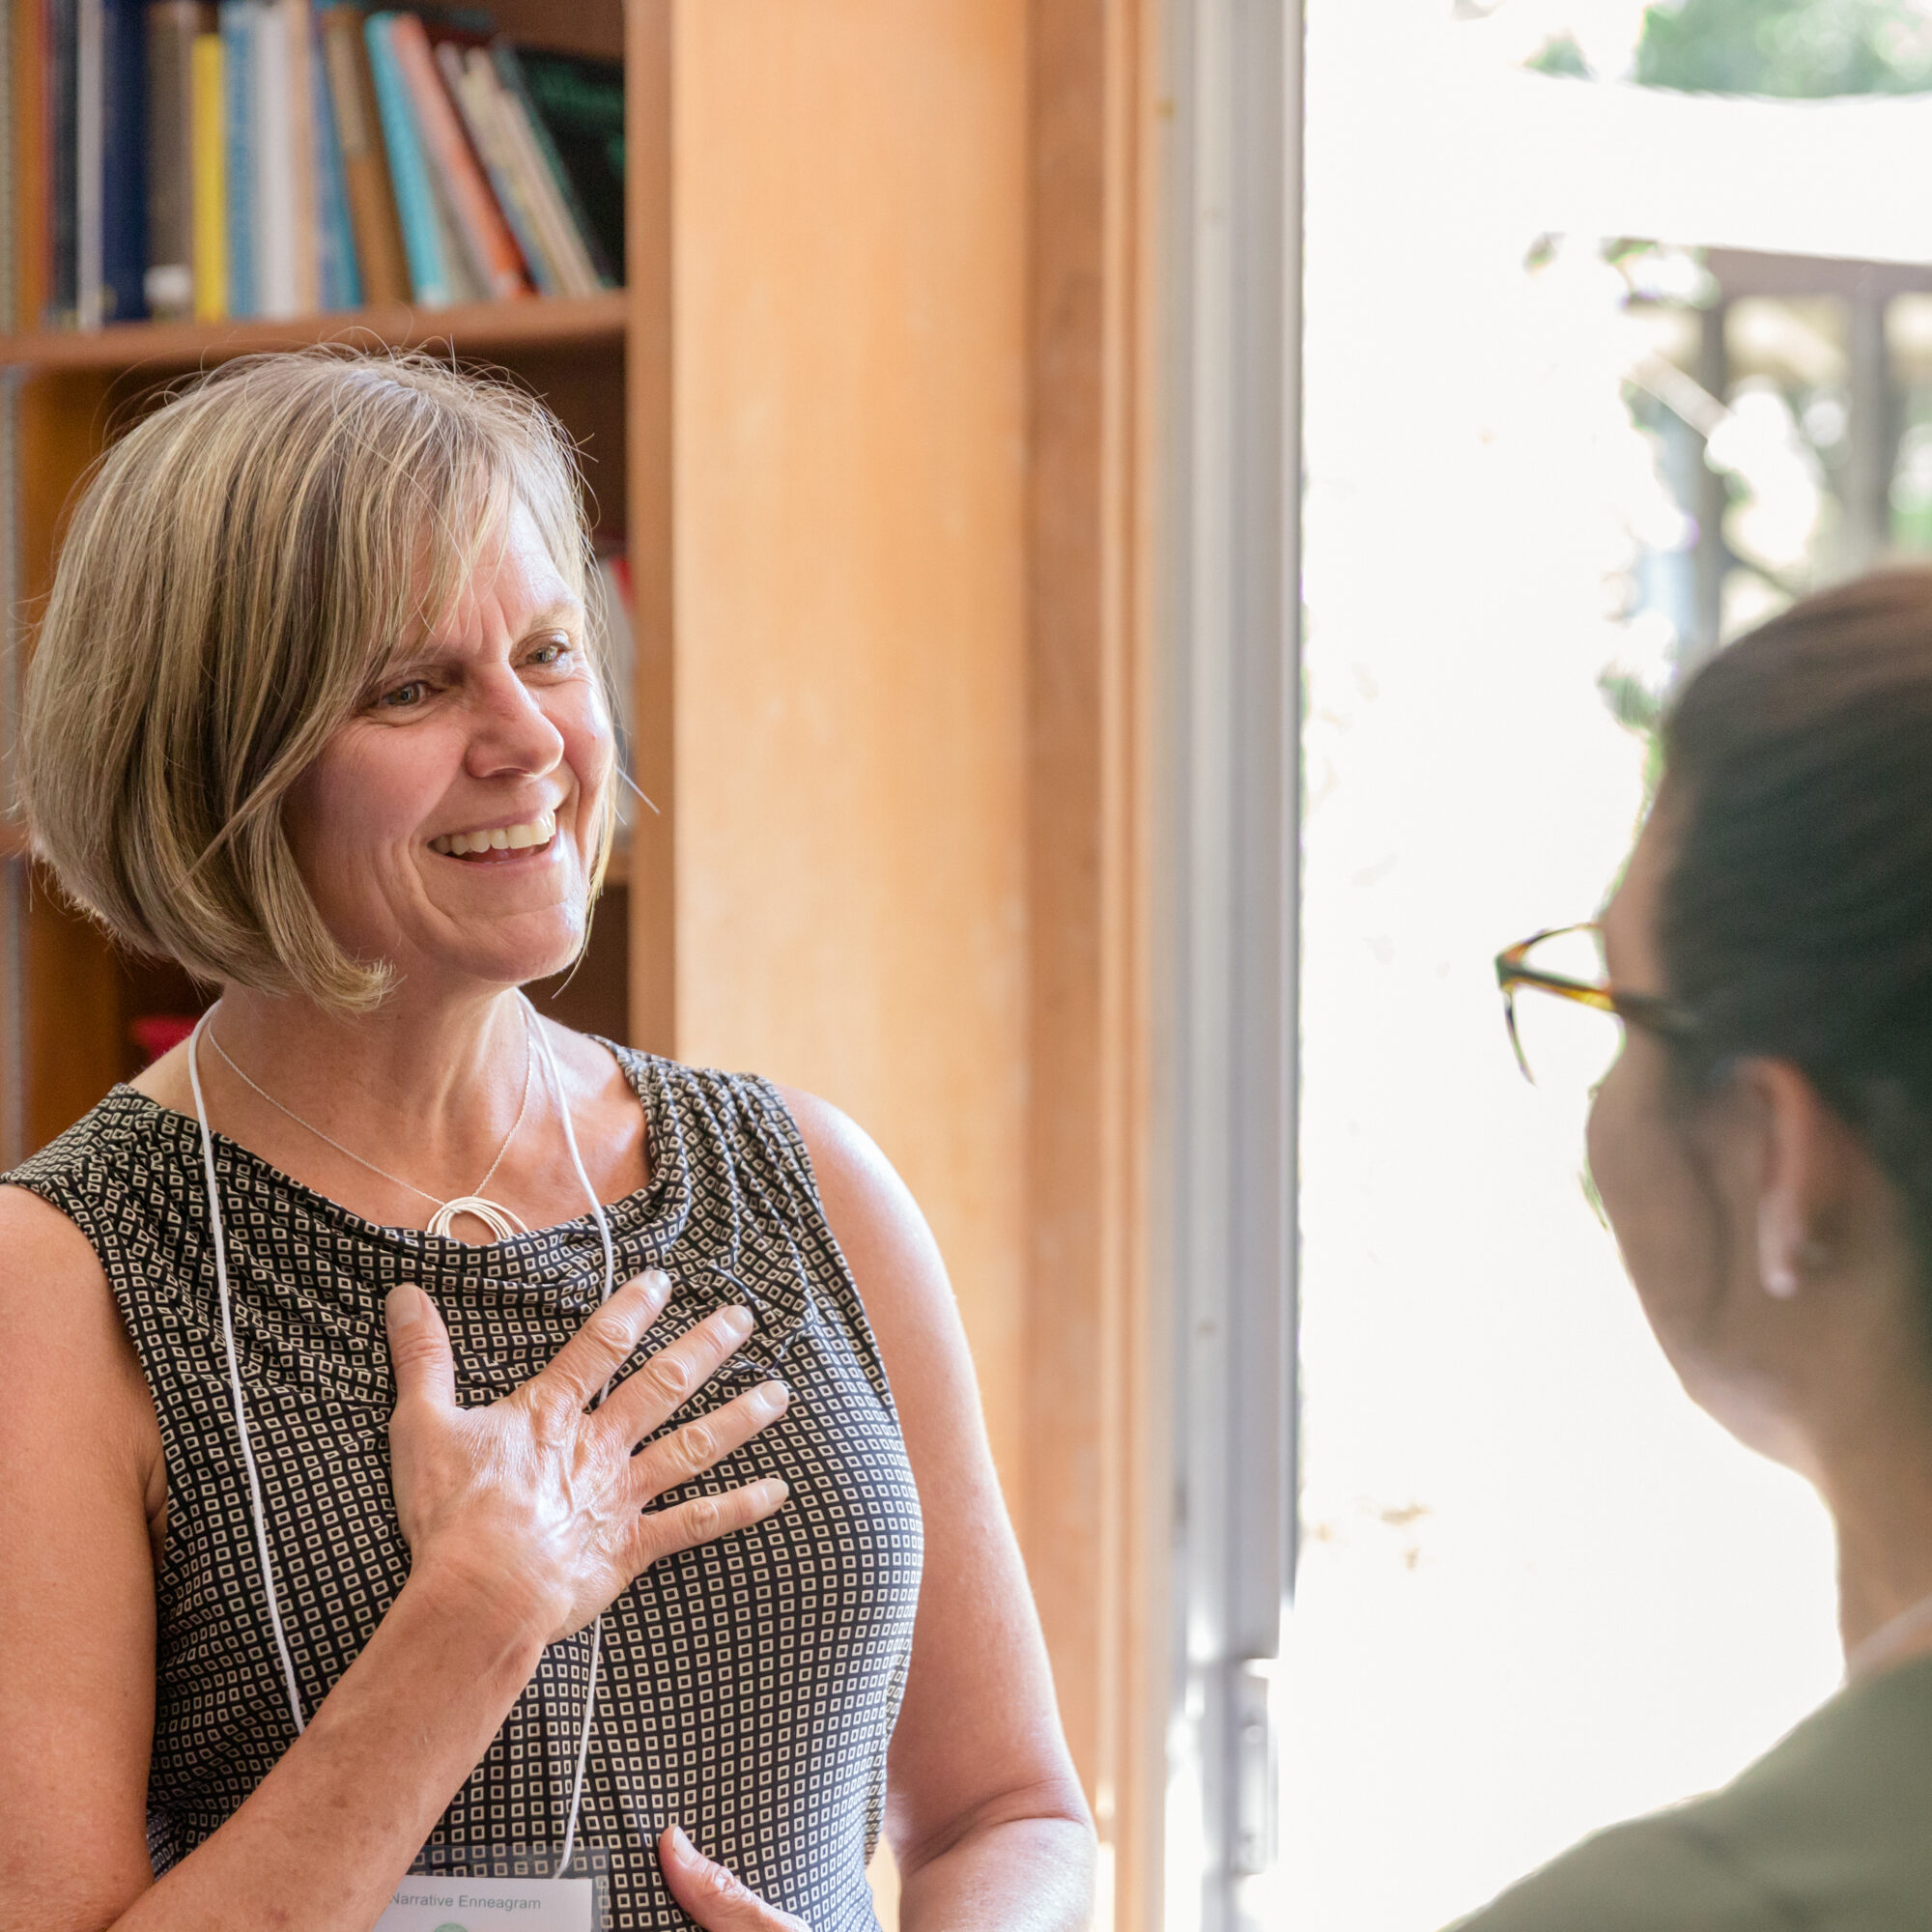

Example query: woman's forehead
[406,498,582,652]
[1603,807,1671,979]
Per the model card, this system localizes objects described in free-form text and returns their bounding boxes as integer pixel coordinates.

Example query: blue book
[99,0,147,321]
[363,12,448,304]
[309,13,359,309]
[218,0,258,317]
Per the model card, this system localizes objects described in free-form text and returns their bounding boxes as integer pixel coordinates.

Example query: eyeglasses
[1494,923,1693,1091]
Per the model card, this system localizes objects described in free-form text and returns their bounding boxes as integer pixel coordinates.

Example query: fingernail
[668,1823,694,1857]
[720,1304,754,1342]
[758,1478,790,1508]
[385,1285,423,1333]
[644,1267,672,1304]
[755,1379,790,1417]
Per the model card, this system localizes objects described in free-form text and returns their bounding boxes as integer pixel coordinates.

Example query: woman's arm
[789,1092,1095,1930]
[0,1187,789,1932]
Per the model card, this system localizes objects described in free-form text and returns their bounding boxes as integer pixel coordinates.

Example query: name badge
[376,1876,595,1931]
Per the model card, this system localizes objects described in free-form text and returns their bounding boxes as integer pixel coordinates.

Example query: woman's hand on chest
[385,1266,792,1645]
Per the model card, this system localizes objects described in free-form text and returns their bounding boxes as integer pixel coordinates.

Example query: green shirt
[1452,1654,1932,1929]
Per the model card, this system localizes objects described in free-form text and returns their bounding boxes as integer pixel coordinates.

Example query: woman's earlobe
[1757,1192,1833,1299]
[1758,1196,1803,1299]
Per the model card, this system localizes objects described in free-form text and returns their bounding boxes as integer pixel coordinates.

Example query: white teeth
[431,810,555,859]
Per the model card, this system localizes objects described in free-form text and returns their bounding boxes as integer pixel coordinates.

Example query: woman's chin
[398,921,591,996]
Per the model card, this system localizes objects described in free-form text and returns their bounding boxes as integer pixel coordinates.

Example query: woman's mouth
[428,809,558,861]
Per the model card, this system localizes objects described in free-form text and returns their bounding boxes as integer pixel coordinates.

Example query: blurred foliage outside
[1532,0,1932,93]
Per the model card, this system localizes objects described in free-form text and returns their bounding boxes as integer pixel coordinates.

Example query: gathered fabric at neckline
[105,1034,691,1261]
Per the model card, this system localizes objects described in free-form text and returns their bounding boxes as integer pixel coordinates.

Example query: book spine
[100,0,150,319]
[442,43,554,297]
[488,45,596,297]
[283,0,316,310]
[144,1,202,317]
[318,3,406,305]
[491,42,611,289]
[363,10,447,304]
[503,47,622,285]
[46,0,79,324]
[189,27,224,317]
[217,0,254,315]
[387,13,523,299]
[250,0,294,315]
[308,10,358,308]
[76,0,102,325]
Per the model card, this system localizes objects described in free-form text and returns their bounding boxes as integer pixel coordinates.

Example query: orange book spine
[386,12,526,299]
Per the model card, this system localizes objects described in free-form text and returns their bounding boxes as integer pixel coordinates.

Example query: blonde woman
[0,353,1093,1932]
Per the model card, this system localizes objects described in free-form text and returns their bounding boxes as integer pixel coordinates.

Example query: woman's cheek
[1588,1046,1726,1363]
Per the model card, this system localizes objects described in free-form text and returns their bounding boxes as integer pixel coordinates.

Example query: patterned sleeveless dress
[7,1047,923,1931]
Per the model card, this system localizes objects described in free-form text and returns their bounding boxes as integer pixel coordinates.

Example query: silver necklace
[205,1008,536,1240]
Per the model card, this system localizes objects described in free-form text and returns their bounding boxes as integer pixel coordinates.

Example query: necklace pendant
[428,1195,530,1242]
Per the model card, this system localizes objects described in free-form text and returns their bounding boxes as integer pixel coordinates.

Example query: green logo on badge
[433,1922,468,1931]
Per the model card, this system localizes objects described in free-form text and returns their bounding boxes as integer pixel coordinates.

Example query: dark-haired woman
[1461,568,1932,1928]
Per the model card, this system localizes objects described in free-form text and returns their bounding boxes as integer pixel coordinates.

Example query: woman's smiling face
[282,497,615,998]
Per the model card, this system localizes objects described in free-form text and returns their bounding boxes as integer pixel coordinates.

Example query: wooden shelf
[0,291,627,372]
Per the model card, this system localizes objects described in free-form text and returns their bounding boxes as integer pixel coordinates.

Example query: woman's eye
[527,639,570,668]
[378,680,428,709]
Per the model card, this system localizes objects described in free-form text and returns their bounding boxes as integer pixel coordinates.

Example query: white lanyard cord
[188,1008,311,1738]
[524,992,616,1880]
[187,998,617,1880]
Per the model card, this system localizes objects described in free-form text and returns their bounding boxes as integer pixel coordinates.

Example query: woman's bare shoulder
[767,1087,949,1311]
[0,1182,156,1477]
[0,1178,116,1290]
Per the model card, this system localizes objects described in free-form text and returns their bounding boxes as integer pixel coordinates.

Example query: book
[492,42,613,289]
[413,71,481,300]
[217,0,256,315]
[144,0,204,317]
[76,0,102,325]
[317,2,406,305]
[101,0,149,319]
[250,0,296,315]
[437,39,554,296]
[308,9,358,307]
[46,0,80,324]
[189,27,224,316]
[363,10,450,303]
[470,49,584,295]
[487,43,599,296]
[501,44,620,285]
[388,12,525,299]
[282,0,317,312]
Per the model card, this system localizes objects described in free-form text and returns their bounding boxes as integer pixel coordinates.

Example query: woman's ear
[1736,1058,1846,1301]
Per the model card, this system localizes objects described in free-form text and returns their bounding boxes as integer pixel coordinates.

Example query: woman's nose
[464,668,566,778]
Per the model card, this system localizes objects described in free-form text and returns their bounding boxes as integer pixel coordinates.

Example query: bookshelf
[0,0,667,1158]
[0,286,625,364]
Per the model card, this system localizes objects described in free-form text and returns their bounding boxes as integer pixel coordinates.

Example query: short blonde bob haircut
[22,348,612,1011]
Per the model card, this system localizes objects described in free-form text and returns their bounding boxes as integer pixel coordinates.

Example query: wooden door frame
[1023,0,1168,1924]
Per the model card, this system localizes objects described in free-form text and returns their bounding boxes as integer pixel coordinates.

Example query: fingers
[657,1824,809,1930]
[598,1302,756,1444]
[386,1286,454,1411]
[628,1380,790,1506]
[629,1477,789,1574]
[533,1269,673,1409]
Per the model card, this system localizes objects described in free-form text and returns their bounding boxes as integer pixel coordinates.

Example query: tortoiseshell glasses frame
[1493,923,1694,1084]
